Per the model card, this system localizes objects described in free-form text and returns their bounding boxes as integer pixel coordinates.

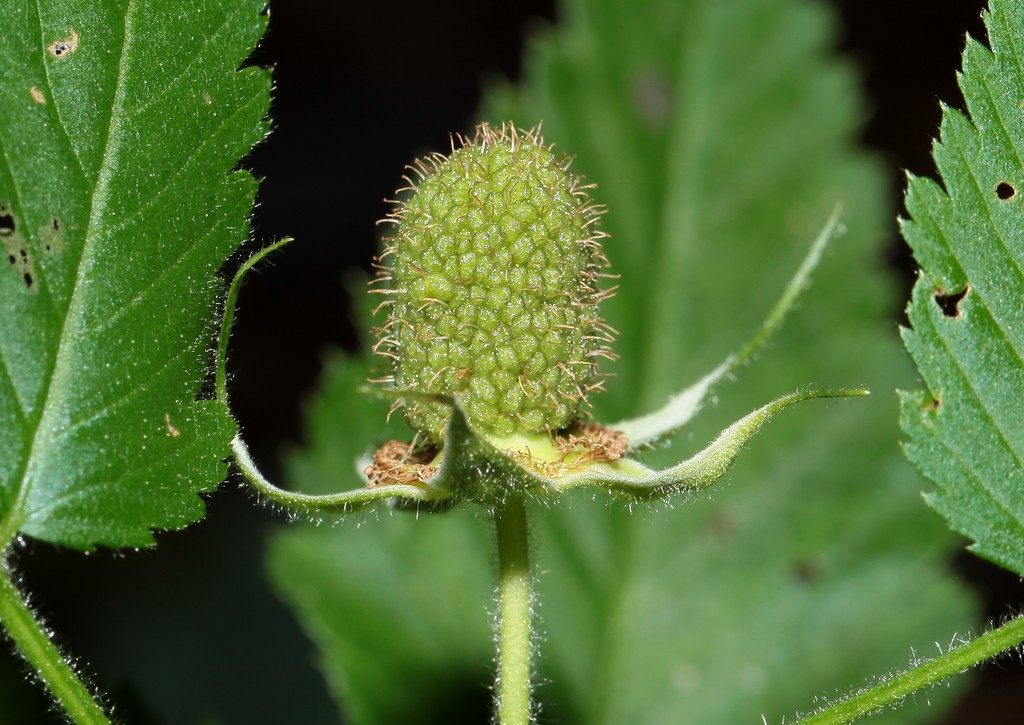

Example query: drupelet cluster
[372,122,615,440]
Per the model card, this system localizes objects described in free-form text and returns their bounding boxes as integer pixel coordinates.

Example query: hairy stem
[797,615,1024,724]
[494,495,532,725]
[0,560,109,724]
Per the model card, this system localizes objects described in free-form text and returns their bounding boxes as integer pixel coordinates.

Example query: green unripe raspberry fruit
[373,122,614,440]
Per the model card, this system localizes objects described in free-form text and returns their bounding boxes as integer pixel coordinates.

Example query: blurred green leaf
[0,0,269,550]
[901,0,1024,576]
[271,0,977,722]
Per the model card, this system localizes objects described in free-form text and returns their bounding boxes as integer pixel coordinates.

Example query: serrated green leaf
[0,0,269,550]
[900,0,1024,575]
[272,0,977,722]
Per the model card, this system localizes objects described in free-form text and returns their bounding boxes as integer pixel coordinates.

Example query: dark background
[4,1,1022,723]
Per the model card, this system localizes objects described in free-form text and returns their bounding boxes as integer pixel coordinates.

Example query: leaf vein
[102,86,266,240]
[127,4,246,118]
[0,340,29,428]
[23,430,212,526]
[923,400,1024,544]
[34,1,88,181]
[60,335,198,437]
[926,301,1024,508]
[83,210,230,338]
[954,131,1024,363]
[7,0,139,545]
[974,51,1024,174]
[0,97,62,318]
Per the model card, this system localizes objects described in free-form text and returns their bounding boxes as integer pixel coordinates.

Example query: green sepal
[425,387,868,505]
[231,432,447,514]
[551,388,868,501]
[234,384,865,512]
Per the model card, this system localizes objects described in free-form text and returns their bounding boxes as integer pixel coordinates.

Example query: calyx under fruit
[372,122,615,440]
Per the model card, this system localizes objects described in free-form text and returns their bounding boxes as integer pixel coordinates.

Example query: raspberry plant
[3,0,1024,723]
[232,127,864,721]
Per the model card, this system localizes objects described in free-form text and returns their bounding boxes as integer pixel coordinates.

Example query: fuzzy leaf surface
[271,0,977,722]
[900,0,1024,575]
[0,0,269,550]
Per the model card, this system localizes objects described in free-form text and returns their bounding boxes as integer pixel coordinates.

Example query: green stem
[797,615,1024,724]
[494,495,532,725]
[0,560,109,724]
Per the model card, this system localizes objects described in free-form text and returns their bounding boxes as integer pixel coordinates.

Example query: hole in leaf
[934,286,968,317]
[0,208,14,237]
[47,29,79,59]
[0,209,37,292]
[995,181,1017,200]
[14,248,36,290]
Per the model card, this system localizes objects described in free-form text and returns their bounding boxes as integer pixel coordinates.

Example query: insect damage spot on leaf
[29,86,46,104]
[47,28,79,59]
[164,413,181,438]
[10,246,36,292]
[995,181,1016,200]
[0,203,38,293]
[0,206,14,237]
[3,244,36,292]
[39,216,66,254]
[934,286,968,318]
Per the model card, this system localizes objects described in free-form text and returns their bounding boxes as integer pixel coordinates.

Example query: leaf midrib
[590,6,718,722]
[0,0,137,550]
[638,4,718,411]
